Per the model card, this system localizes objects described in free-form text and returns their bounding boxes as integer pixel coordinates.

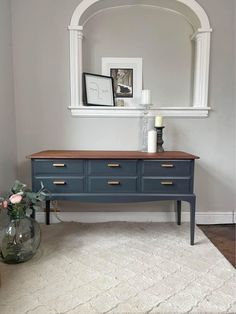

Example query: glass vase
[139,106,154,152]
[0,211,41,264]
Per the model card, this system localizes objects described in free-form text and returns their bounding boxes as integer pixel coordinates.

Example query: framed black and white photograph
[110,68,133,98]
[102,58,142,107]
[83,73,115,106]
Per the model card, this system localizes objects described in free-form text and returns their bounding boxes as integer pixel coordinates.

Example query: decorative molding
[70,0,211,29]
[69,30,80,108]
[68,25,83,31]
[191,28,213,40]
[68,106,211,118]
[36,211,234,225]
[81,5,199,31]
[68,0,212,117]
[192,31,212,109]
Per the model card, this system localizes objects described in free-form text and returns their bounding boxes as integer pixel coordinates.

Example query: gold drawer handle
[108,181,120,185]
[53,163,65,167]
[161,181,174,186]
[53,181,66,185]
[161,164,174,168]
[107,164,120,168]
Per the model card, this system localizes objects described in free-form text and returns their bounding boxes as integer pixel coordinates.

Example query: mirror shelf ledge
[68,106,211,118]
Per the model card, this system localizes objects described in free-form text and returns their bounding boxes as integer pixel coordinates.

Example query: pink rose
[9,194,23,204]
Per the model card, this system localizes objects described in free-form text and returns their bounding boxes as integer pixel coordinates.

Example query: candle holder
[140,105,153,152]
[155,126,165,152]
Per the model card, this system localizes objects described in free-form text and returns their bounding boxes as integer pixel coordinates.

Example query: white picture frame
[102,58,142,107]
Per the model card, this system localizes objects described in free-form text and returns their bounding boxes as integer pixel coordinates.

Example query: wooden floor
[198,224,236,268]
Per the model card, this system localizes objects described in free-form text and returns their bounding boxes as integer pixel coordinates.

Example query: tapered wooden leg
[190,198,196,245]
[46,200,50,225]
[177,200,181,225]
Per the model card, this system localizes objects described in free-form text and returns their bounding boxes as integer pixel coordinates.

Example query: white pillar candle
[155,116,163,127]
[147,129,157,153]
[141,90,151,105]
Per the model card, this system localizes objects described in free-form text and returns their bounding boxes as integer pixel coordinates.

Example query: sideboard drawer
[33,159,84,175]
[88,177,137,193]
[142,178,191,194]
[142,160,192,177]
[34,178,84,194]
[88,160,137,176]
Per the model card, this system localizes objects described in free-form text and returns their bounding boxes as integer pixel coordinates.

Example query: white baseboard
[36,211,234,225]
[196,212,234,224]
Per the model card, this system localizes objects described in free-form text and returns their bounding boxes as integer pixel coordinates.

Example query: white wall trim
[233,211,236,224]
[70,0,211,29]
[68,106,211,118]
[36,211,234,225]
[196,212,234,225]
[68,0,212,118]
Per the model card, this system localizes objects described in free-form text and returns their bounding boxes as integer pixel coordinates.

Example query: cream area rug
[0,222,235,314]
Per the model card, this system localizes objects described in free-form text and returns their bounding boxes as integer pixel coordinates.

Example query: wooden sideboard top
[27,150,199,160]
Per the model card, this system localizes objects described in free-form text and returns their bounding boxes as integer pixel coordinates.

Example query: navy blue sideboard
[28,150,199,245]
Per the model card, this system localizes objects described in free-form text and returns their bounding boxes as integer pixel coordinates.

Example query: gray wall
[83,6,193,107]
[10,0,235,213]
[0,0,17,193]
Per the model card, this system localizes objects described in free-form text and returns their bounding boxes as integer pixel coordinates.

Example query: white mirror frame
[68,0,212,118]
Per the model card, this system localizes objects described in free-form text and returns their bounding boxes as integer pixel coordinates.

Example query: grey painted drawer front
[32,159,194,195]
[142,160,192,177]
[88,177,137,193]
[34,178,84,194]
[142,178,191,194]
[33,159,84,175]
[88,160,137,176]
